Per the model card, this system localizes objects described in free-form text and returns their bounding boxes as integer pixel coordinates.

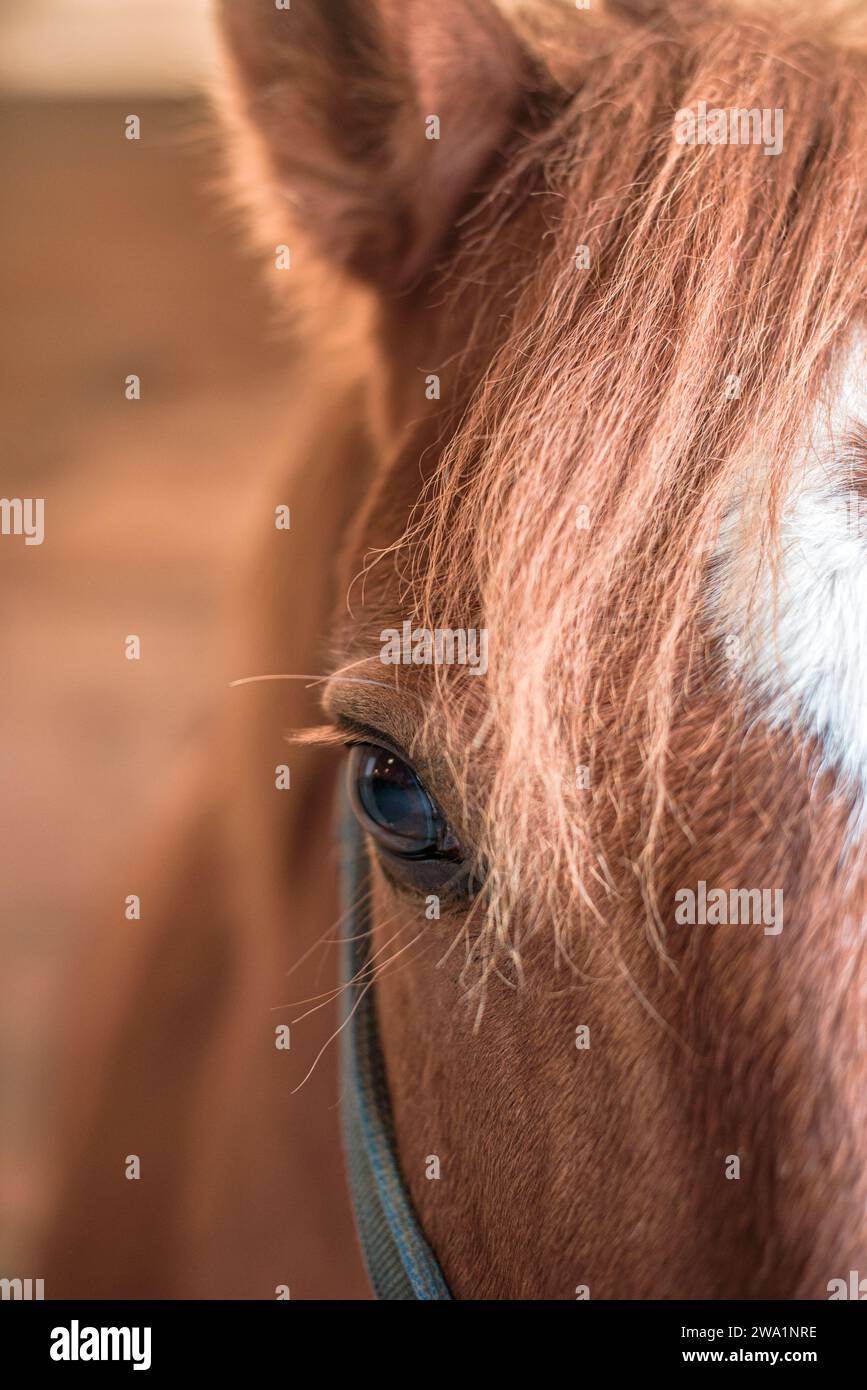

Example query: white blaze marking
[711,333,867,832]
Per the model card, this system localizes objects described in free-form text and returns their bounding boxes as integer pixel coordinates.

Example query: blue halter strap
[338,786,453,1300]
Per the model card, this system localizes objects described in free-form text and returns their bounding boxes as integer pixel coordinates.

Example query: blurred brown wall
[0,95,297,1271]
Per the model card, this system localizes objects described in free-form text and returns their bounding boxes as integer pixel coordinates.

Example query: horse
[43,0,867,1299]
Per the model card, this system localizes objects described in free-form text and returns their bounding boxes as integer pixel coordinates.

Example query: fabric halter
[338,783,453,1300]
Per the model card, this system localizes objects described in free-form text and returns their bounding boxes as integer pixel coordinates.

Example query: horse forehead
[710,330,867,833]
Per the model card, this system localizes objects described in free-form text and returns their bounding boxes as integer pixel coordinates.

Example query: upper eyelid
[334,715,416,766]
[321,673,427,752]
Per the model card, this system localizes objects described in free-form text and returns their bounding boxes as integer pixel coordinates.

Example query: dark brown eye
[348,744,462,859]
[346,744,484,899]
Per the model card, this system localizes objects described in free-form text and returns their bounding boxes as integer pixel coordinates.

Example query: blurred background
[0,0,298,1273]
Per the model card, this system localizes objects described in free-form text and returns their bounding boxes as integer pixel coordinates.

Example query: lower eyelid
[372,839,485,899]
[375,852,476,902]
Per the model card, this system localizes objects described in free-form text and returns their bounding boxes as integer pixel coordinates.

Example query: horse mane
[377,0,867,977]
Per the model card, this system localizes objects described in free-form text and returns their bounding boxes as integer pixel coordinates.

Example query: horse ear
[218,0,530,290]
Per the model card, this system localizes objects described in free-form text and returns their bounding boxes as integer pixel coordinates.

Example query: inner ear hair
[217,0,534,291]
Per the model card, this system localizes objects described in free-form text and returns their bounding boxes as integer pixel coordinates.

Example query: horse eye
[346,743,482,898]
[347,743,461,858]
